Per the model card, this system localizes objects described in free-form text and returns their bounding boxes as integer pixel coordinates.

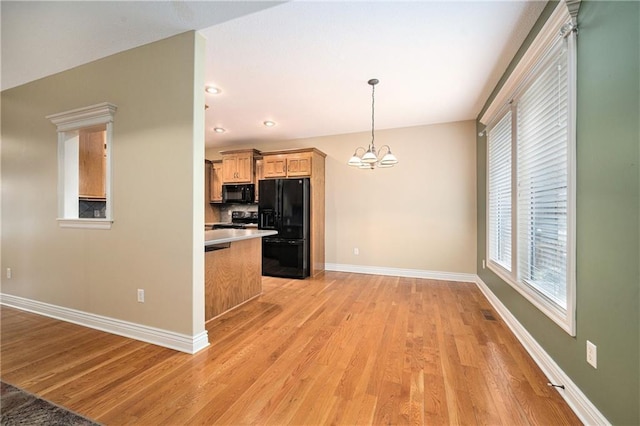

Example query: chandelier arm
[377,144,390,160]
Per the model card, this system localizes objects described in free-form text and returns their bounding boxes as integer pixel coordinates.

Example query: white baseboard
[0,293,209,355]
[324,263,477,283]
[474,277,610,426]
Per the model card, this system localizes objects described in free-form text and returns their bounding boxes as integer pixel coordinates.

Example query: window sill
[487,260,575,336]
[57,218,113,230]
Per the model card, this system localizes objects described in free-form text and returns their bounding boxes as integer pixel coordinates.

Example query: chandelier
[348,78,398,170]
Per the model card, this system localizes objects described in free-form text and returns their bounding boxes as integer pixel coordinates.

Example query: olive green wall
[1,31,206,337]
[477,1,639,424]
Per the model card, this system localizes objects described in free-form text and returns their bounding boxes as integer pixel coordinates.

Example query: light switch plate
[586,340,597,368]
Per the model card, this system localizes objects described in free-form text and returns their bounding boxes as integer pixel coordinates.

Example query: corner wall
[476,1,640,423]
[1,32,206,341]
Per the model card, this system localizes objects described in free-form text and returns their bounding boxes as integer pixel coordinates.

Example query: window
[47,102,117,229]
[517,44,569,309]
[482,2,577,335]
[488,110,512,272]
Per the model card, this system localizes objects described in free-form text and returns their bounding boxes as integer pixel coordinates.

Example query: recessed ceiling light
[213,127,226,133]
[263,121,276,127]
[205,86,221,94]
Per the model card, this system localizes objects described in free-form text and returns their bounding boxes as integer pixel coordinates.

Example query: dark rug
[1,381,100,425]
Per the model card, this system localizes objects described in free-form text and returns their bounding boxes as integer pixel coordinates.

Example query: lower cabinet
[204,238,262,321]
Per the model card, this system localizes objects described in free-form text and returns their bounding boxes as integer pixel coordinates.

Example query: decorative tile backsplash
[79,200,106,218]
[220,204,257,221]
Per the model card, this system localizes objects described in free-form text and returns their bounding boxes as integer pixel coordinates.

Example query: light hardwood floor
[1,272,581,425]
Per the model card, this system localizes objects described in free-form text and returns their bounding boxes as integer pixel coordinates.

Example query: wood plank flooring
[1,272,581,425]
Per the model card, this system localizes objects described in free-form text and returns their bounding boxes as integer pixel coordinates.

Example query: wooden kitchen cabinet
[285,153,312,177]
[78,125,106,199]
[262,150,313,178]
[261,148,326,277]
[205,238,262,321]
[263,156,287,178]
[210,160,223,203]
[254,158,264,202]
[220,149,259,183]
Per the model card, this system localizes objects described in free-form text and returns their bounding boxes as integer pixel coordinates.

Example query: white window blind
[517,42,569,309]
[482,0,577,335]
[488,111,513,272]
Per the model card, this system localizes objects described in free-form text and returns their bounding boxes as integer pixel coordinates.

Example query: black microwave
[222,184,255,204]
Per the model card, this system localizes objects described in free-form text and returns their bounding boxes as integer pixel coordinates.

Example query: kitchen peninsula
[204,228,277,321]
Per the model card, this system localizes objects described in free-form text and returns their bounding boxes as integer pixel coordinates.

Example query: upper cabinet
[221,149,260,183]
[78,126,106,199]
[254,158,264,202]
[263,156,287,178]
[210,160,223,203]
[262,149,322,178]
[286,153,312,177]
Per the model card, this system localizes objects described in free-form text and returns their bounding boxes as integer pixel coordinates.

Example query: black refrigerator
[258,178,310,279]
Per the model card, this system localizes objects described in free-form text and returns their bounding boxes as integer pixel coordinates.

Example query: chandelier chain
[371,82,375,148]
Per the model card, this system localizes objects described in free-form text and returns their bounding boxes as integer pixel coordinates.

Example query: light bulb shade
[377,162,393,168]
[380,152,398,165]
[348,155,363,166]
[359,162,373,169]
[361,150,378,163]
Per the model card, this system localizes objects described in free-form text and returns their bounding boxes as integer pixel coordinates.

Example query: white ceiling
[1,1,546,149]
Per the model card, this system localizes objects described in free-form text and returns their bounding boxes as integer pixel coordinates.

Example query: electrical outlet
[353,247,359,255]
[6,268,12,279]
[586,340,597,368]
[482,259,486,269]
[137,289,145,303]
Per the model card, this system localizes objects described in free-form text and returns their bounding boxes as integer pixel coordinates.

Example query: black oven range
[212,211,258,230]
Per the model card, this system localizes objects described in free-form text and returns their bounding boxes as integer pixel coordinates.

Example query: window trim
[482,1,577,336]
[47,102,117,230]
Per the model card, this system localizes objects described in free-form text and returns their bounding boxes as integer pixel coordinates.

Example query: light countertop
[204,228,277,246]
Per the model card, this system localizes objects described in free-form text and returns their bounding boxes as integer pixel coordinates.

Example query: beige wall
[208,120,477,274]
[1,32,206,336]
